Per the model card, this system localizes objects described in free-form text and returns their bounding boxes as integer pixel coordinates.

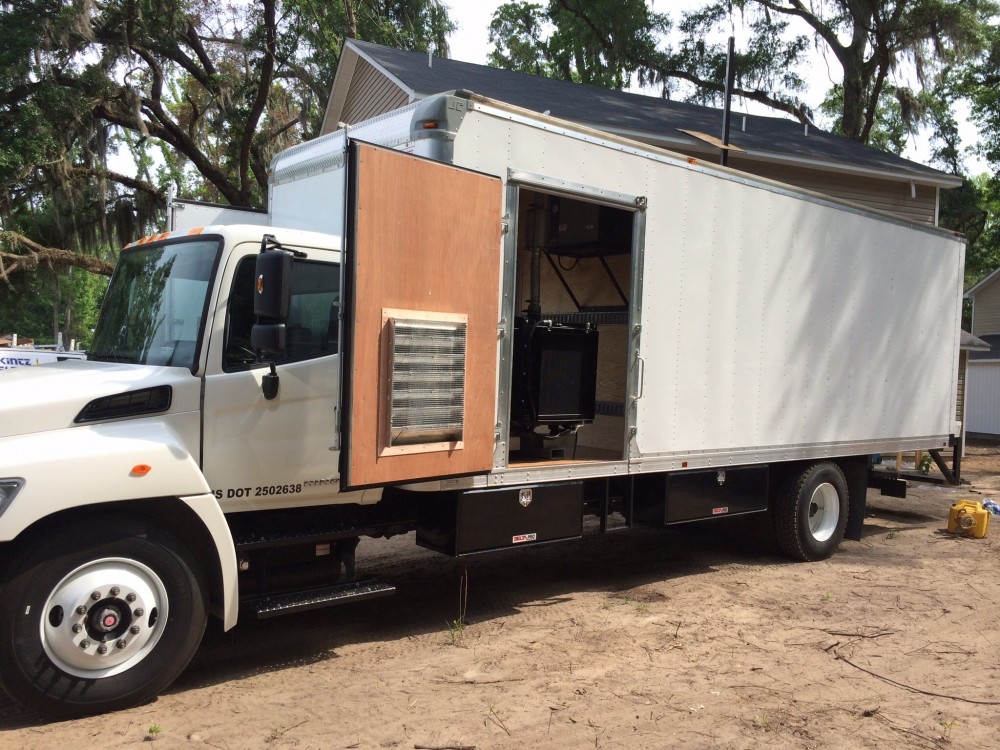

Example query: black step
[233,523,379,551]
[251,580,396,618]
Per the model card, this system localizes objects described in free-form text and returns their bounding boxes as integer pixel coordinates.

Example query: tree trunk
[51,274,61,344]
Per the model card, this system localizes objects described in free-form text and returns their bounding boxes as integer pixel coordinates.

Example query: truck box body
[263,94,961,491]
[451,98,961,481]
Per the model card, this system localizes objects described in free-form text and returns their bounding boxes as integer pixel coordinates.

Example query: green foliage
[0,266,107,347]
[1,0,452,333]
[487,1,997,144]
[488,0,670,90]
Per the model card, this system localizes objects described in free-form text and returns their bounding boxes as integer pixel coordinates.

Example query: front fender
[0,417,210,542]
[180,492,240,630]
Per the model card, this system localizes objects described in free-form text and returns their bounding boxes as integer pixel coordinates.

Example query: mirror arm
[262,362,279,400]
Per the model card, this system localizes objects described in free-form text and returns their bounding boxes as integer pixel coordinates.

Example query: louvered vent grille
[388,316,467,446]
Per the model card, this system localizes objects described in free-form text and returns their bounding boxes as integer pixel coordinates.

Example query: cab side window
[224,255,340,370]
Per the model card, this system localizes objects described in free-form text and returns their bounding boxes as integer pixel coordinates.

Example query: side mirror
[252,248,293,356]
[253,249,292,320]
[251,322,286,354]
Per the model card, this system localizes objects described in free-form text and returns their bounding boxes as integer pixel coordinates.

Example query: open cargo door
[342,142,502,489]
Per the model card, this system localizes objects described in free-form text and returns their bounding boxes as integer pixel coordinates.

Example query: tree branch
[240,0,277,197]
[555,1,814,124]
[67,167,166,202]
[0,232,116,280]
[755,0,847,60]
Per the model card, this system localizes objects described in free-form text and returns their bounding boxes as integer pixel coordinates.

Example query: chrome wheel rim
[40,558,168,678]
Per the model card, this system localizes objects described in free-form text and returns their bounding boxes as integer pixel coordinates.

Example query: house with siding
[323,39,961,225]
[964,272,1000,436]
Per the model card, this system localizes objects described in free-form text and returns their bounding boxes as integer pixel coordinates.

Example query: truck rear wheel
[0,519,206,718]
[773,462,849,562]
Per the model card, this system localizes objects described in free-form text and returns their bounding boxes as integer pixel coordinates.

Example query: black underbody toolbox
[417,481,584,556]
[634,466,769,525]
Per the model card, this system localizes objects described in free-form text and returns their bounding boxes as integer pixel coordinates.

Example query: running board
[250,580,396,619]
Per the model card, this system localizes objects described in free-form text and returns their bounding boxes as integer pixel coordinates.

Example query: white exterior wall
[451,104,964,467]
[966,362,1000,435]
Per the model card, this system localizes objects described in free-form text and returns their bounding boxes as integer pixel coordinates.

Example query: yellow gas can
[947,500,990,539]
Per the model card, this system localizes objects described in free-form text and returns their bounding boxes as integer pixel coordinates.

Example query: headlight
[0,479,24,517]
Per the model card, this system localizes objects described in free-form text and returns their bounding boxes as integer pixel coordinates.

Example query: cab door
[341,143,502,489]
[201,242,345,510]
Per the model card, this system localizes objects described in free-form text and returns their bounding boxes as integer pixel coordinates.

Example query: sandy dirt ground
[2,448,1000,749]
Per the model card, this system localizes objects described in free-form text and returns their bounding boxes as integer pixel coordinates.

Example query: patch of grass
[144,724,161,742]
[446,617,465,646]
[446,566,470,645]
[485,703,511,736]
[939,719,958,742]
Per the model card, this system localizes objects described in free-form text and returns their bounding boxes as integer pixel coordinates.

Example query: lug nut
[130,626,141,635]
[109,586,120,597]
[126,593,137,603]
[72,624,83,634]
[90,591,101,601]
[80,640,91,649]
[116,639,127,649]
[76,605,87,615]
[97,645,108,655]
[133,608,144,618]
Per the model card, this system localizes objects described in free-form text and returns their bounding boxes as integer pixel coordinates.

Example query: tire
[0,518,207,718]
[773,462,849,562]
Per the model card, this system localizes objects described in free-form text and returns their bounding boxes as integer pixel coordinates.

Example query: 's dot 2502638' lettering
[213,484,303,499]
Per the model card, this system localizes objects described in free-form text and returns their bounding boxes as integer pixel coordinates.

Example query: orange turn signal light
[131,464,152,477]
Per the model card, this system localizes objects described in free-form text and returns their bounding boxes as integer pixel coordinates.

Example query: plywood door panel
[345,143,502,487]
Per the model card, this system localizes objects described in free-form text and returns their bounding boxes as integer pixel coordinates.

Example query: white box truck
[0,91,964,717]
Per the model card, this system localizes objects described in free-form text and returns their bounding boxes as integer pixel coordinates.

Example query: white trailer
[0,349,86,371]
[0,92,964,717]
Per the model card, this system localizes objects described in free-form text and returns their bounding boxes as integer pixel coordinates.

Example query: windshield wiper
[92,354,137,363]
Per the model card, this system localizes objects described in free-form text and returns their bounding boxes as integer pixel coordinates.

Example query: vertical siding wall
[967,362,1000,434]
[341,60,410,124]
[972,279,1000,336]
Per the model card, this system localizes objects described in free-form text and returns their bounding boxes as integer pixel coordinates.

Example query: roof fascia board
[732,149,963,189]
[321,45,358,134]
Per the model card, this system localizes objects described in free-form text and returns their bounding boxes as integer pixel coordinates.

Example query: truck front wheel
[773,462,849,562]
[0,519,206,718]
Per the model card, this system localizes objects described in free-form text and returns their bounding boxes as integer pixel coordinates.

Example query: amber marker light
[422,121,439,129]
[130,464,152,477]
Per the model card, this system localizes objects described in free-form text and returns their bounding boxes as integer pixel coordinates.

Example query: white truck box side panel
[270,166,346,238]
[640,167,962,453]
[269,104,417,237]
[168,200,269,232]
[451,109,962,459]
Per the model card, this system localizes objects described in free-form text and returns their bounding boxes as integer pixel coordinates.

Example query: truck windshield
[90,238,220,370]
